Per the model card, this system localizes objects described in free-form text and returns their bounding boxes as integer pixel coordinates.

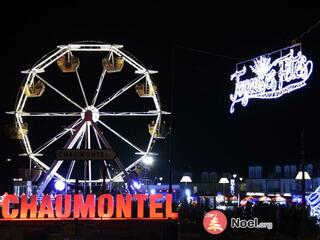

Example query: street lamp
[219,177,229,184]
[295,171,311,180]
[295,170,311,208]
[180,175,192,185]
[219,177,229,196]
[180,175,192,199]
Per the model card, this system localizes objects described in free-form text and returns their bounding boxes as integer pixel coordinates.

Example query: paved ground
[0,219,178,240]
[0,220,318,240]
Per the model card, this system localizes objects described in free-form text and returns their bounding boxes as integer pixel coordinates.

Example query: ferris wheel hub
[81,106,100,122]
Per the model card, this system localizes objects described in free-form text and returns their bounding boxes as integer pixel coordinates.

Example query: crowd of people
[177,197,320,239]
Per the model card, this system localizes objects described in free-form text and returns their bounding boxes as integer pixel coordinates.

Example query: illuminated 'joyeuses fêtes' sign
[229,44,313,113]
[1,194,178,220]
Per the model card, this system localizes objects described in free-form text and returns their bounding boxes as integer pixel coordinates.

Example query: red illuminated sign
[1,194,178,220]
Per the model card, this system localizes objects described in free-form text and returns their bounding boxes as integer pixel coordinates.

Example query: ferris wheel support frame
[36,115,136,196]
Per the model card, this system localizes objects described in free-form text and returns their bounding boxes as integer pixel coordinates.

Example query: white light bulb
[143,156,154,165]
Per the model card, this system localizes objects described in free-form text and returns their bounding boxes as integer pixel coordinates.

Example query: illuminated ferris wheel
[8,41,170,195]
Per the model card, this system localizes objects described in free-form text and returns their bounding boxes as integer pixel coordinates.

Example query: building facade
[246,164,320,195]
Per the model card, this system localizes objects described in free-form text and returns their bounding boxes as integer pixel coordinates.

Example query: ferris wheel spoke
[98,120,144,153]
[146,114,161,152]
[91,69,107,106]
[86,122,92,192]
[90,121,131,183]
[106,166,112,182]
[99,110,170,117]
[33,118,82,155]
[93,125,112,180]
[92,127,115,182]
[66,128,86,180]
[112,155,145,182]
[96,74,145,110]
[29,155,65,180]
[75,70,89,107]
[11,111,82,117]
[35,74,84,110]
[93,126,103,149]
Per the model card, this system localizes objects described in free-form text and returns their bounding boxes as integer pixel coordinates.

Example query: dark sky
[1,2,320,187]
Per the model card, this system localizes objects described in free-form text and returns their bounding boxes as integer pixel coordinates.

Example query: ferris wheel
[8,41,170,196]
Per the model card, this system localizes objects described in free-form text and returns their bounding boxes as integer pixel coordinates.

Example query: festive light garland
[307,187,320,219]
[230,44,313,113]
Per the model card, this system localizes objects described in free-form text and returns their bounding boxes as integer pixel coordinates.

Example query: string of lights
[292,19,320,44]
[176,44,242,61]
[177,19,320,64]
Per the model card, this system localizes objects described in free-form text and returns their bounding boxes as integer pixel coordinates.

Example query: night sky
[1,2,320,189]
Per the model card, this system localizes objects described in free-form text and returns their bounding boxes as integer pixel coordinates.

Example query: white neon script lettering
[229,49,313,113]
